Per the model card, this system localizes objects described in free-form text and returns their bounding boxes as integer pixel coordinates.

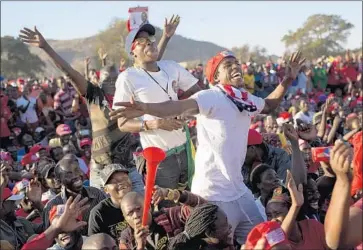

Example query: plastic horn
[141,147,166,226]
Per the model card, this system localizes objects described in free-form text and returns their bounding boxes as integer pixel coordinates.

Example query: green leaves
[1,36,45,79]
[281,14,354,59]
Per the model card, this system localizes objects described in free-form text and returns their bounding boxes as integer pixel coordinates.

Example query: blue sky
[1,1,362,55]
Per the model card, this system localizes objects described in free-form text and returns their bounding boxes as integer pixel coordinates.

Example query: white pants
[210,190,264,244]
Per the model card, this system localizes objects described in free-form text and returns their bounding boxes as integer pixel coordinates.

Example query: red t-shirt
[340,65,358,83]
[290,219,328,249]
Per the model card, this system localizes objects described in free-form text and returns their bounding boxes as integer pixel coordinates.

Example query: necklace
[141,67,172,100]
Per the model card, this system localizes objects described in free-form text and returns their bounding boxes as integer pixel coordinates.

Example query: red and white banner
[128,7,149,31]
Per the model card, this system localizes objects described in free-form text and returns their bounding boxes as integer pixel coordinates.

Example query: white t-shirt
[191,86,265,202]
[113,60,198,151]
[16,96,38,124]
[294,110,315,124]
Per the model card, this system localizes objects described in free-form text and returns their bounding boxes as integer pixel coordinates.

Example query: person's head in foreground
[168,203,232,250]
[101,164,132,203]
[243,221,291,250]
[82,233,117,250]
[266,187,293,223]
[54,154,84,194]
[49,205,83,250]
[125,23,158,65]
[120,191,148,229]
[205,50,243,88]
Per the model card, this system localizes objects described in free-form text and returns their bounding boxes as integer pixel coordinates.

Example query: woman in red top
[265,171,328,250]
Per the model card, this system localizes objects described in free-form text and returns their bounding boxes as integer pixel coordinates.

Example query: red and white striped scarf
[216,84,258,113]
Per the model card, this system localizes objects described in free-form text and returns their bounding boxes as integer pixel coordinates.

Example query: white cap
[125,23,156,59]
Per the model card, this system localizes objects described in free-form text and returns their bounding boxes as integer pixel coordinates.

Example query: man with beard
[110,50,306,244]
[0,187,42,249]
[87,164,137,243]
[113,20,202,191]
[41,154,107,234]
[19,18,178,189]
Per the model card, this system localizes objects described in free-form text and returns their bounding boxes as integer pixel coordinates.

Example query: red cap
[56,124,72,136]
[12,179,30,195]
[245,221,289,250]
[205,51,236,84]
[80,138,92,148]
[17,78,25,84]
[21,153,39,166]
[29,144,49,155]
[279,111,291,120]
[49,205,82,224]
[248,129,263,146]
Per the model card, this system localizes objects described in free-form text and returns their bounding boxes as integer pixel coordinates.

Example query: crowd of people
[0,14,362,250]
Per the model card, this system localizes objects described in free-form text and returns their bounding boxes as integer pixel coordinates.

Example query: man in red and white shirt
[111,50,305,244]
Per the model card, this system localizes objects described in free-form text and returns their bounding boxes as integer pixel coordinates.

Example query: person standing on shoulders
[18,17,178,189]
[112,17,202,191]
[110,50,306,244]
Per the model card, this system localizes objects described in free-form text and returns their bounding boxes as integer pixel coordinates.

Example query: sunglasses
[131,36,156,51]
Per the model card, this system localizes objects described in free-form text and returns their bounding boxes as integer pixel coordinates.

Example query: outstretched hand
[19,26,47,48]
[285,50,306,80]
[52,194,89,233]
[330,139,353,181]
[163,15,180,38]
[110,97,146,121]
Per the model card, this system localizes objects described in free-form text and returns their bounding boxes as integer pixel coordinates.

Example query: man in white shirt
[111,50,305,243]
[16,84,39,128]
[112,22,201,190]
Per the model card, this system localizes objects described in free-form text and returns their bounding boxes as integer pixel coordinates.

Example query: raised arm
[19,27,87,95]
[283,124,307,186]
[157,15,180,61]
[325,140,354,249]
[261,51,306,114]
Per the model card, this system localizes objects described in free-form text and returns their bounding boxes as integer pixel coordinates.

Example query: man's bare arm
[144,99,199,118]
[261,77,293,114]
[19,27,87,95]
[157,15,180,61]
[178,84,202,100]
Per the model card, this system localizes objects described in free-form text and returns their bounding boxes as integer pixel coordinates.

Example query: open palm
[164,15,180,38]
[19,26,47,48]
[285,50,306,80]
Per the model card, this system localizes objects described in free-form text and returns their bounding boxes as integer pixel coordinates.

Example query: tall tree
[281,14,354,59]
[1,36,45,79]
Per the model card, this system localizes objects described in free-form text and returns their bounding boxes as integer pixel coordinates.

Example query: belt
[166,144,186,157]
